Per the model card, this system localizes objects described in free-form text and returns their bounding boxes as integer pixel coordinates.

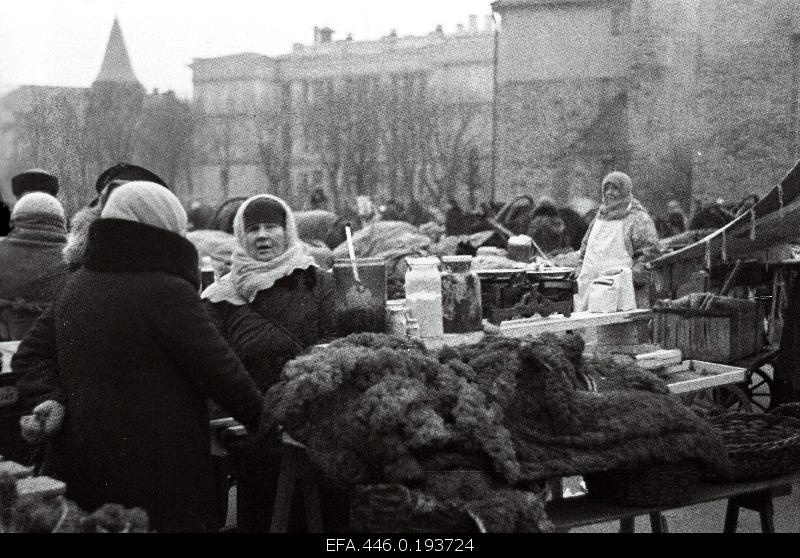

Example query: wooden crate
[653,302,764,364]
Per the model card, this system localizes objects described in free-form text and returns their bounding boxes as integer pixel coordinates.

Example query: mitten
[33,400,65,437]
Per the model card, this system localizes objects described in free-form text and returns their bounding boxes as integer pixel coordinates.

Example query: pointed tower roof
[93,17,141,87]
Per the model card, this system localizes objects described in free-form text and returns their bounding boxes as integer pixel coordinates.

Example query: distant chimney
[456,23,465,34]
[320,27,334,43]
[435,24,443,35]
[293,42,304,51]
[153,88,159,94]
[313,26,320,44]
[469,15,478,33]
[389,29,398,38]
[484,15,494,33]
[346,33,353,41]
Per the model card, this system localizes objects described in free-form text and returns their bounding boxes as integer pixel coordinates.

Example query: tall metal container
[333,257,387,337]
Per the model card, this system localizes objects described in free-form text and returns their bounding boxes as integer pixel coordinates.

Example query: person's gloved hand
[19,400,65,444]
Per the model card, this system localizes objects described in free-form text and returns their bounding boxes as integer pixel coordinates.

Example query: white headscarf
[201,194,316,305]
[101,181,188,235]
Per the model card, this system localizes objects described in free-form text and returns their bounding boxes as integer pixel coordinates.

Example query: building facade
[190,17,496,210]
[492,0,800,214]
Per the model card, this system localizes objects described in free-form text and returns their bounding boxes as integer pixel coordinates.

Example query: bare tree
[418,100,483,206]
[379,75,429,203]
[83,82,145,180]
[5,89,92,217]
[342,78,382,199]
[301,80,349,212]
[201,97,238,201]
[135,91,194,191]
[255,107,291,201]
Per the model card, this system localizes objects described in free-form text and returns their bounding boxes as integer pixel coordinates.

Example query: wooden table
[546,472,799,533]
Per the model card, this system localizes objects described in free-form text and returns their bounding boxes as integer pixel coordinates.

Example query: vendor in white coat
[574,171,661,310]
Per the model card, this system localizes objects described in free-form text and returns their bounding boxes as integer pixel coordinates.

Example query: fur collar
[84,218,200,290]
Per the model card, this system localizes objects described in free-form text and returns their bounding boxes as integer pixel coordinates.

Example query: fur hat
[242,196,286,229]
[11,192,65,221]
[12,169,59,198]
[95,163,168,194]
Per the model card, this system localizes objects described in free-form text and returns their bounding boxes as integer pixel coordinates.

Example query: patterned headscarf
[201,194,316,305]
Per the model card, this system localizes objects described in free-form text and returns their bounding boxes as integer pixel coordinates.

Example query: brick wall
[495,0,800,216]
[496,76,629,204]
[692,0,799,203]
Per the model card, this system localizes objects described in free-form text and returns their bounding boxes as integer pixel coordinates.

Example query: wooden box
[653,301,764,364]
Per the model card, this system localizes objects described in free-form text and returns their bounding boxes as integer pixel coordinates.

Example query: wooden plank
[0,460,34,479]
[667,360,747,394]
[16,476,67,499]
[498,310,652,338]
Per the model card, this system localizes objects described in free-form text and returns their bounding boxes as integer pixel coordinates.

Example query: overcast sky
[0,0,494,99]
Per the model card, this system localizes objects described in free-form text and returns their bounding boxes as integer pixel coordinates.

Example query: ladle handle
[345,225,361,283]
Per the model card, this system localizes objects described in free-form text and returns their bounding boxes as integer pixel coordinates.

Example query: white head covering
[12,192,65,221]
[201,194,316,305]
[101,181,187,235]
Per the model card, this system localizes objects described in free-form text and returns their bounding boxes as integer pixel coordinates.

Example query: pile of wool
[264,333,520,488]
[0,472,149,533]
[438,333,732,482]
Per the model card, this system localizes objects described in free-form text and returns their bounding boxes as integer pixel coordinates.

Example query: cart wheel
[684,385,753,417]
[742,365,773,413]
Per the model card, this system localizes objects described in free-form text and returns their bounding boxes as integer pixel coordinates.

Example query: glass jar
[441,256,483,333]
[507,234,533,262]
[200,256,215,291]
[404,256,444,338]
[385,299,409,336]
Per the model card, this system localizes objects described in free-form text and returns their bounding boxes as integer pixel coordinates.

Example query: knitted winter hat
[242,196,286,230]
[11,192,65,221]
[12,169,59,198]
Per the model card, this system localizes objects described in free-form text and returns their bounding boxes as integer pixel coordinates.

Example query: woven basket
[707,412,800,482]
[770,402,800,421]
[584,461,702,507]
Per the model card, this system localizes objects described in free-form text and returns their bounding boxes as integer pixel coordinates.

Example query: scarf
[101,181,187,235]
[202,194,316,305]
[597,171,634,221]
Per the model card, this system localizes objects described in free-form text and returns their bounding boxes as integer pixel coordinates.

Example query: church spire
[93,17,141,87]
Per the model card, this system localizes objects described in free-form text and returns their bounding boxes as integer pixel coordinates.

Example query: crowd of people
[0,162,752,532]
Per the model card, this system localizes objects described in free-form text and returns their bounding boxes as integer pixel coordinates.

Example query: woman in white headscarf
[202,194,336,392]
[574,171,661,310]
[202,194,339,532]
[13,181,265,532]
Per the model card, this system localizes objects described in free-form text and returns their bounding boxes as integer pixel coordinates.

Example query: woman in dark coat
[202,194,338,531]
[12,182,264,532]
[203,194,335,392]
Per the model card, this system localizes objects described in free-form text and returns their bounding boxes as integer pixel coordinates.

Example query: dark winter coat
[206,268,336,394]
[13,218,264,532]
[0,201,10,236]
[0,212,69,303]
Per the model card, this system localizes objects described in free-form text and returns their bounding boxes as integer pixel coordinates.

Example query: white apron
[576,219,633,311]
